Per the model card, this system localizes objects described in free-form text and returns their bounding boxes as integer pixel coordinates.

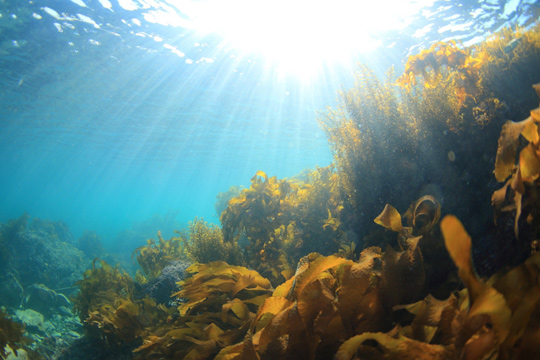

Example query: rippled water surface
[0,0,538,239]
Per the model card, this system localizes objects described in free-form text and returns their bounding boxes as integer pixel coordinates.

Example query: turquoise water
[0,0,538,244]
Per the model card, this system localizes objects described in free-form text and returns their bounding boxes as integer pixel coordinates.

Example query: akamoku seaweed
[69,25,540,359]
[220,167,347,285]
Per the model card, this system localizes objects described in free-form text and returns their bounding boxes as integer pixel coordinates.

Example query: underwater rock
[3,345,29,360]
[0,272,24,308]
[12,306,83,358]
[14,309,47,334]
[1,215,86,291]
[143,260,191,305]
[29,217,74,244]
[23,284,72,318]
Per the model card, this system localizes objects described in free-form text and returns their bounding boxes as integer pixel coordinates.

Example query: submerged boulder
[0,214,86,292]
[23,284,72,318]
[14,309,48,335]
[0,273,24,308]
[143,260,191,305]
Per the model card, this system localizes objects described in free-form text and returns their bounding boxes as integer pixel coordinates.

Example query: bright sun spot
[174,0,434,78]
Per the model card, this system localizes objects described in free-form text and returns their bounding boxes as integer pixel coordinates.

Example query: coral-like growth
[143,260,190,305]
[183,217,244,265]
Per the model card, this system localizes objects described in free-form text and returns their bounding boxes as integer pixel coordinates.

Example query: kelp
[397,26,540,125]
[479,26,540,118]
[220,170,297,284]
[436,216,529,358]
[72,216,540,359]
[337,241,357,260]
[67,26,540,360]
[182,217,244,266]
[84,296,171,345]
[220,167,348,285]
[132,230,187,281]
[74,258,136,321]
[492,86,540,240]
[373,194,454,298]
[374,195,441,250]
[74,258,172,345]
[397,40,490,111]
[0,308,29,360]
[319,25,540,246]
[215,243,430,360]
[335,331,450,360]
[133,261,273,359]
[333,215,540,360]
[319,66,416,240]
[215,185,245,218]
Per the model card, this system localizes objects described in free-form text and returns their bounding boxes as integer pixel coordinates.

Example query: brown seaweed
[492,87,540,239]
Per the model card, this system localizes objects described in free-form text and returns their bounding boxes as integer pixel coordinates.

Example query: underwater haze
[4,0,540,359]
[0,0,538,241]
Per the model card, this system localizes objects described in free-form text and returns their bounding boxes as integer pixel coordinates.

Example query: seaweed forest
[3,25,540,359]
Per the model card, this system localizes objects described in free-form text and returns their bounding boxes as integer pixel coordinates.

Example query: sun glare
[183,0,434,78]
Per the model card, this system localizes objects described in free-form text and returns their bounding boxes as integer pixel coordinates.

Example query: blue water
[0,0,538,245]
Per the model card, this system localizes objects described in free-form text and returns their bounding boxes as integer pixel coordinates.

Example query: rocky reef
[0,214,86,304]
[0,215,89,359]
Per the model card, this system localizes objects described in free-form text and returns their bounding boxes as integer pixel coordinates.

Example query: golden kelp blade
[519,143,540,183]
[440,215,471,270]
[494,119,530,182]
[252,296,291,328]
[323,209,341,231]
[521,117,539,144]
[440,215,483,304]
[254,170,268,181]
[531,107,540,122]
[411,195,441,234]
[440,216,512,343]
[374,204,404,233]
[335,332,448,360]
[288,255,345,301]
